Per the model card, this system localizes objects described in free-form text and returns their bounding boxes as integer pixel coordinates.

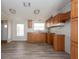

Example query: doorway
[1,20,8,41]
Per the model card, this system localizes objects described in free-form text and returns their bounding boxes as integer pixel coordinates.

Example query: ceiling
[1,0,70,21]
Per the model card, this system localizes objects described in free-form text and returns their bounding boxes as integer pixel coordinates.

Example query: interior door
[1,20,8,40]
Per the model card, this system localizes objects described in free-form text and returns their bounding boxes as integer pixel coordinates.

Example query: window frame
[33,23,45,31]
[16,24,24,36]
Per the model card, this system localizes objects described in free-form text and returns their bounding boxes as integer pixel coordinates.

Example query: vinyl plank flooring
[1,41,70,59]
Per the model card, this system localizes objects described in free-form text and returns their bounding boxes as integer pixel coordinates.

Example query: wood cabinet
[71,0,78,59]
[50,33,55,45]
[27,32,46,43]
[47,32,50,44]
[53,12,70,24]
[53,15,60,24]
[53,35,65,51]
[47,33,55,45]
[71,0,78,19]
[61,12,70,22]
[71,19,78,43]
[45,17,53,28]
[71,19,78,59]
[71,41,78,59]
[28,20,32,28]
[45,12,70,28]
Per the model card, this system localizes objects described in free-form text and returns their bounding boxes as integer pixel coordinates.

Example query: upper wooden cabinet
[71,0,78,19]
[54,12,70,23]
[61,12,70,22]
[45,17,53,28]
[28,20,32,28]
[53,15,60,24]
[45,11,70,28]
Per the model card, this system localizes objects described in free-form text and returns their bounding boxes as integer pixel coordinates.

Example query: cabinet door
[58,36,64,51]
[47,33,51,44]
[71,42,78,59]
[53,35,65,51]
[50,33,55,45]
[53,37,58,50]
[61,13,70,22]
[71,43,75,59]
[28,20,32,28]
[71,0,78,19]
[75,45,78,59]
[71,19,78,43]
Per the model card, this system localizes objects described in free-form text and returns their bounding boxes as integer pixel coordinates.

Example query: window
[34,23,45,31]
[17,24,24,36]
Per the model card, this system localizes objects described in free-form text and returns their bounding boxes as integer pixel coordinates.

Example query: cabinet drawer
[71,19,78,43]
[71,0,78,19]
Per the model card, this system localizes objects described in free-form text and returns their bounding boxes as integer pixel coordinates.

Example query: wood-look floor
[1,42,70,59]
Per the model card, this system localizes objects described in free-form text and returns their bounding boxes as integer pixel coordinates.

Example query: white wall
[7,20,12,42]
[50,20,70,53]
[3,0,70,53]
[50,2,70,54]
[11,18,28,41]
[10,18,47,41]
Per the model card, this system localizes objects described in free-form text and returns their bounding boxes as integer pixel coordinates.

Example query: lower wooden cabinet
[47,33,55,45]
[47,32,50,44]
[27,32,46,43]
[71,19,78,59]
[50,33,55,45]
[53,35,65,51]
[71,41,78,59]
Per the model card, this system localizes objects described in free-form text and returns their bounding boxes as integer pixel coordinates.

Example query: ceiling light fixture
[23,2,31,7]
[34,9,40,15]
[9,9,16,14]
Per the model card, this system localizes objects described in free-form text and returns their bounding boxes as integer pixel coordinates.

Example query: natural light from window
[17,24,24,36]
[34,23,45,31]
